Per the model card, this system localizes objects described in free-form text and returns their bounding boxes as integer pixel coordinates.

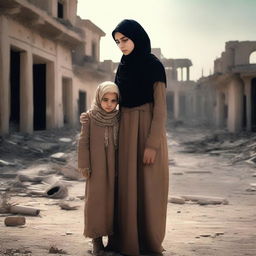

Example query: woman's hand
[143,148,157,165]
[80,112,88,124]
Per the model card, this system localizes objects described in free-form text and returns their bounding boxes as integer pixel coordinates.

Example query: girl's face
[100,92,118,113]
[114,32,135,55]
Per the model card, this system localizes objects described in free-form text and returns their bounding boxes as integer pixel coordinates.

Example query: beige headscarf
[88,81,120,148]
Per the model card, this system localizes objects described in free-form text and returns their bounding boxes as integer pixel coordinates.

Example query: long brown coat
[78,113,116,238]
[116,82,169,255]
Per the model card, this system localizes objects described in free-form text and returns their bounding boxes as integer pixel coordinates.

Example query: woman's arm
[77,113,91,178]
[144,82,167,164]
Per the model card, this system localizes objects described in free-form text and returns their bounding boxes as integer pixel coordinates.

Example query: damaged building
[152,48,201,125]
[197,41,256,133]
[0,0,110,135]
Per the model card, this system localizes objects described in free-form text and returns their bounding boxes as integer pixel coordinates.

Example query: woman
[112,19,169,256]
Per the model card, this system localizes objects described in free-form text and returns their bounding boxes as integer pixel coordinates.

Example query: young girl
[112,19,169,256]
[77,81,119,255]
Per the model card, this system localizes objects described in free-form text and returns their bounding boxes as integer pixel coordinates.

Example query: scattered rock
[59,201,79,210]
[172,172,184,175]
[59,138,72,143]
[185,170,212,174]
[50,152,67,162]
[4,216,26,226]
[55,165,82,180]
[180,195,229,205]
[0,160,16,167]
[49,246,67,254]
[200,234,211,237]
[168,196,186,204]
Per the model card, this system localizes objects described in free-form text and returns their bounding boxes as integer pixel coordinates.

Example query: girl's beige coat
[78,114,116,238]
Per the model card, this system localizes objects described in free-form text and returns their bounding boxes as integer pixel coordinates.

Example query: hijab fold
[112,19,166,108]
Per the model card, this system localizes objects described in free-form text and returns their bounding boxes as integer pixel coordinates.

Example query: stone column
[174,90,180,120]
[0,16,10,135]
[48,0,58,17]
[216,91,225,128]
[46,61,57,129]
[243,77,251,131]
[186,67,190,81]
[62,77,75,126]
[20,51,33,133]
[227,79,243,133]
[181,67,183,81]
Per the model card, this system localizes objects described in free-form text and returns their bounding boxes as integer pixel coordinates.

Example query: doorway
[10,50,20,131]
[33,64,46,130]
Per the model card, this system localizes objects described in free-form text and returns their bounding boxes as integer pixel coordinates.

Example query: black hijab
[112,19,166,108]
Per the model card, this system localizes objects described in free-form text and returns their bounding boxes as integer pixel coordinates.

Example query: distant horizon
[77,0,256,81]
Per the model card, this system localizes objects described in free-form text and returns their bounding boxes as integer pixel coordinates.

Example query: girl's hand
[143,148,156,165]
[80,112,88,124]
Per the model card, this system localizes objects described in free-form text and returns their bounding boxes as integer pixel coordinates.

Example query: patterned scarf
[88,81,120,148]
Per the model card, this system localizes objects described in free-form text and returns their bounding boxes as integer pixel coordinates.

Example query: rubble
[4,216,26,227]
[59,201,79,210]
[50,152,68,162]
[180,131,256,167]
[168,196,186,204]
[9,205,40,216]
[46,182,68,199]
[169,194,229,205]
[49,246,67,254]
[181,195,229,205]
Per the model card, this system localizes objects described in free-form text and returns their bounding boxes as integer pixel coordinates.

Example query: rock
[4,216,26,226]
[27,141,59,153]
[168,196,186,204]
[185,170,212,174]
[215,232,224,236]
[200,234,211,237]
[0,160,16,167]
[49,246,67,254]
[172,172,184,175]
[59,138,72,143]
[0,173,17,179]
[57,165,83,180]
[50,152,67,162]
[59,201,79,210]
[246,187,256,192]
[181,195,229,205]
[252,173,256,177]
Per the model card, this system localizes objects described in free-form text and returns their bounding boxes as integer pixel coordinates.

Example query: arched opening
[249,51,256,64]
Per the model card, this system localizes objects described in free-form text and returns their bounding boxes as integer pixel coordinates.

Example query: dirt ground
[0,125,256,256]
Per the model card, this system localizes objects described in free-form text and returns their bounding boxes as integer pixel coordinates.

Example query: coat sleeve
[145,82,167,150]
[77,113,91,169]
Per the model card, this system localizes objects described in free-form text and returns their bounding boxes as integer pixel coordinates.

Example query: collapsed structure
[0,0,110,135]
[198,41,256,132]
[1,1,255,135]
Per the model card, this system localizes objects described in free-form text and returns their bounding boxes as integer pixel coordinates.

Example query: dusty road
[0,126,256,256]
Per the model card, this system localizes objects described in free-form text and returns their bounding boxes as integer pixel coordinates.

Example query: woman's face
[100,92,118,113]
[114,32,135,55]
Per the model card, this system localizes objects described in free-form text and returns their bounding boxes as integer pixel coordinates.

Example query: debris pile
[181,131,256,166]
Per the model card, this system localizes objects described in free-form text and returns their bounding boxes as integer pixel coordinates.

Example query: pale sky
[77,0,256,80]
